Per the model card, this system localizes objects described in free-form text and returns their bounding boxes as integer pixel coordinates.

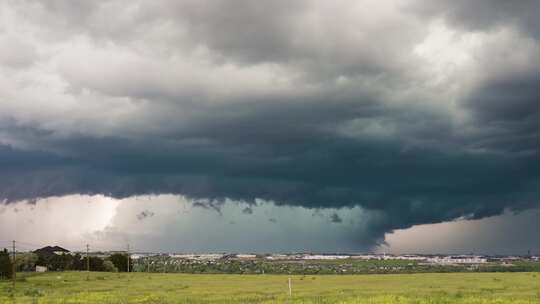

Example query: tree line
[0,248,133,279]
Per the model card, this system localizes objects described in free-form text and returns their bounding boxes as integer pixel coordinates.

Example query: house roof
[34,246,70,255]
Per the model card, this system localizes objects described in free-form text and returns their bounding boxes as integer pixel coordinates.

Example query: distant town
[7,245,540,275]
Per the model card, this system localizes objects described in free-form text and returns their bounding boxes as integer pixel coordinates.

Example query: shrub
[0,248,13,280]
[103,260,118,273]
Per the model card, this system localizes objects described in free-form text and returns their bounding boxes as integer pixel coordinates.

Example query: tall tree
[0,248,13,280]
[109,253,133,272]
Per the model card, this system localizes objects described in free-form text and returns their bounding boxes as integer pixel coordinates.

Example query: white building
[36,266,47,272]
[429,256,487,265]
[170,253,224,260]
[392,255,428,261]
[266,254,289,260]
[302,255,350,260]
[236,254,257,259]
[350,255,380,260]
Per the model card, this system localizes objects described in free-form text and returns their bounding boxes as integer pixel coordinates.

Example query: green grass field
[1,272,540,303]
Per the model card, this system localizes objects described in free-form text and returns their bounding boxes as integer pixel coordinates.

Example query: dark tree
[88,256,106,272]
[71,253,85,271]
[109,253,133,272]
[0,248,13,280]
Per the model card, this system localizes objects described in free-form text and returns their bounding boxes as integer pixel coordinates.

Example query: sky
[1,0,540,254]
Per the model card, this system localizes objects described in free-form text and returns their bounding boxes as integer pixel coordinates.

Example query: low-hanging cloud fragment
[330,213,343,224]
[136,210,155,221]
[242,207,253,215]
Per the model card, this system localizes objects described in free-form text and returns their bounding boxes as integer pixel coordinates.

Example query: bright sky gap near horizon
[1,0,540,255]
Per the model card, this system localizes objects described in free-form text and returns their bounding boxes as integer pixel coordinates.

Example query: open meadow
[1,272,539,304]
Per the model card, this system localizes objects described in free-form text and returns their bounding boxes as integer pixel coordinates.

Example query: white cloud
[1,195,377,252]
[0,195,119,251]
[381,208,540,255]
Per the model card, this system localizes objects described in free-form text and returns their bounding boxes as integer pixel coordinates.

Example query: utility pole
[288,277,292,297]
[126,244,130,273]
[86,244,90,281]
[12,240,16,293]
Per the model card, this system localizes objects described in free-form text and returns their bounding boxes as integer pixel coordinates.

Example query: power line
[13,245,34,251]
[13,241,42,247]
[2,239,141,255]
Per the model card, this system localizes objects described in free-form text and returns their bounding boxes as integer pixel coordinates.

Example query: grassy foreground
[1,272,539,303]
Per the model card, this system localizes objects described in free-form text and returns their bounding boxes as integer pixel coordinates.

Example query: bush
[103,260,118,273]
[109,253,133,272]
[16,253,38,272]
[0,248,13,280]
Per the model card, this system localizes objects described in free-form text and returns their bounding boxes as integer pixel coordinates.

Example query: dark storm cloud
[2,0,540,249]
[464,70,540,154]
[2,103,539,247]
[408,0,540,40]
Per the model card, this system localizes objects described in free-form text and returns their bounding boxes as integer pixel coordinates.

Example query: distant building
[34,246,70,257]
[35,266,47,272]
[303,255,350,260]
[392,255,428,261]
[169,253,225,260]
[236,254,257,259]
[266,254,289,260]
[428,255,487,265]
[350,255,380,260]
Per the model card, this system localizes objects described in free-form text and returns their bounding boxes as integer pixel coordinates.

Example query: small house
[35,265,47,272]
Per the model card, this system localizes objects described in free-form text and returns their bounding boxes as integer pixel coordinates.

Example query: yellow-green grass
[1,272,539,303]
